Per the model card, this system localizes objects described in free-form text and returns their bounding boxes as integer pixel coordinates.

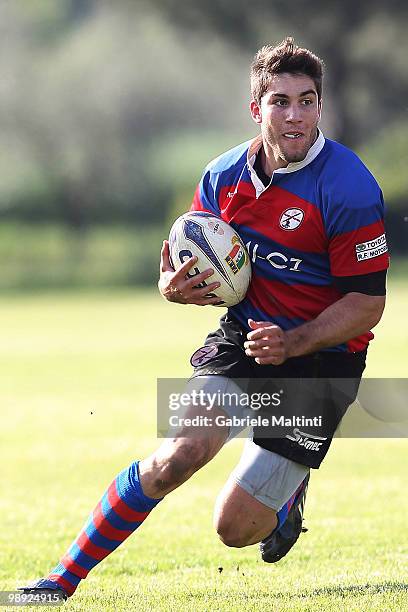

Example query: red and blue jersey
[191,131,389,352]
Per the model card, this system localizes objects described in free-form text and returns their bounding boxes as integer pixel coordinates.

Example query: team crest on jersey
[190,344,219,367]
[224,236,247,274]
[279,208,304,231]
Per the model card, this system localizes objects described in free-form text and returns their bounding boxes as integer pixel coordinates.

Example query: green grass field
[1,281,407,611]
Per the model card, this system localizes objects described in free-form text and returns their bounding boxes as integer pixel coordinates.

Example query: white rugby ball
[169,211,251,307]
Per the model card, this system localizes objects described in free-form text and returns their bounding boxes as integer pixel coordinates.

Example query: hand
[244,319,288,365]
[158,240,222,305]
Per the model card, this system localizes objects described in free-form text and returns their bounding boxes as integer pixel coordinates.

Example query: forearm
[286,293,386,358]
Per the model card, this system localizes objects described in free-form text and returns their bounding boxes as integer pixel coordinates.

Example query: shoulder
[314,139,385,237]
[314,138,382,206]
[204,140,250,176]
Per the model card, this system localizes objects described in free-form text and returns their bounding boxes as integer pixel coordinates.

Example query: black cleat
[260,473,309,563]
[18,578,68,602]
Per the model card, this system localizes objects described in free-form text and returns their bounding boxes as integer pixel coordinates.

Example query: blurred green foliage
[358,122,407,208]
[0,0,406,287]
[0,1,251,227]
[0,223,163,289]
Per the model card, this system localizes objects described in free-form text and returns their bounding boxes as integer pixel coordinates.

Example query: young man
[20,37,388,600]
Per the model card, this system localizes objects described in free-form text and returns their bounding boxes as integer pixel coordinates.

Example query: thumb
[248,318,270,329]
[160,240,174,272]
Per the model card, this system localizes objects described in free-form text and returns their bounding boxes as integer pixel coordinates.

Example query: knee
[214,507,278,548]
[215,517,249,548]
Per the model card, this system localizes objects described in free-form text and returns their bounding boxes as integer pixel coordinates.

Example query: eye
[273,99,288,106]
[301,98,314,105]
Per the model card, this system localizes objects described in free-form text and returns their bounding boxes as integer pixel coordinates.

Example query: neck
[260,146,287,176]
[261,128,319,176]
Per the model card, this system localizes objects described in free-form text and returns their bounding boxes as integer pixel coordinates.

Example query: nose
[285,104,302,123]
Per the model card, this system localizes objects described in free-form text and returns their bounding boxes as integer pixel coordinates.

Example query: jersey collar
[247,129,325,197]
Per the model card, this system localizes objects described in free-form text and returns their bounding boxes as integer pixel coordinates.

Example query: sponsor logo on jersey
[245,241,302,271]
[225,237,247,274]
[355,234,388,261]
[190,344,219,367]
[286,428,327,451]
[279,208,304,230]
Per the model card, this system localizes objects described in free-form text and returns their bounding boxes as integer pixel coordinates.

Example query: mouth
[283,132,304,140]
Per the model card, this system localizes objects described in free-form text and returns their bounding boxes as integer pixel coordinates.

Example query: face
[250,73,321,168]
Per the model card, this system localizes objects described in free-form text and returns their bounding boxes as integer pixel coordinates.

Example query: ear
[250,100,262,124]
[317,98,322,122]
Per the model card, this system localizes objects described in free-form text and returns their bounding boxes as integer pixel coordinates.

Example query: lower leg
[139,436,219,498]
[45,428,227,596]
[47,460,159,596]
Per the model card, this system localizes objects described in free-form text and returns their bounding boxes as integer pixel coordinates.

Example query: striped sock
[47,460,160,596]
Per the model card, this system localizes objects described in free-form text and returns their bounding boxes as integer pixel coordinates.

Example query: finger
[255,355,285,365]
[172,255,199,281]
[192,281,221,297]
[190,295,226,306]
[245,346,284,359]
[163,287,186,303]
[184,268,216,290]
[160,240,174,273]
[244,338,284,352]
[164,280,222,305]
[248,318,271,330]
[247,325,283,341]
[245,340,281,354]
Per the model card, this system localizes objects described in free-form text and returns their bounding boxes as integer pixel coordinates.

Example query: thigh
[182,375,253,441]
[214,476,279,545]
[231,438,309,510]
[214,440,309,545]
[253,351,366,468]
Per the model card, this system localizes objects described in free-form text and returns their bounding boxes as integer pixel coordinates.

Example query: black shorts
[190,314,367,468]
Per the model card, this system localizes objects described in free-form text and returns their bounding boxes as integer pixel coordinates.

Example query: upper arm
[323,164,389,280]
[333,269,387,296]
[190,170,220,215]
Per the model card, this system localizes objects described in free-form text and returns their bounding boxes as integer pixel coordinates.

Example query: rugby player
[20,37,388,600]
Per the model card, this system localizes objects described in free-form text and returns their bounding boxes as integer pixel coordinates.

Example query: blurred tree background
[0,0,406,289]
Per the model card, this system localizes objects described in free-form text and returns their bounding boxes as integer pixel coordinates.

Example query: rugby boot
[260,473,309,563]
[18,578,68,602]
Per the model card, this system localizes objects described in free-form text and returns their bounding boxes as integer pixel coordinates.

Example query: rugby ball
[169,211,251,307]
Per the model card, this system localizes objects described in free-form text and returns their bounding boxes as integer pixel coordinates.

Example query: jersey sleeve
[333,269,387,295]
[324,170,390,277]
[190,170,221,215]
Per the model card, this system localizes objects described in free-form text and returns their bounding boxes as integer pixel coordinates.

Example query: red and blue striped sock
[47,461,160,597]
